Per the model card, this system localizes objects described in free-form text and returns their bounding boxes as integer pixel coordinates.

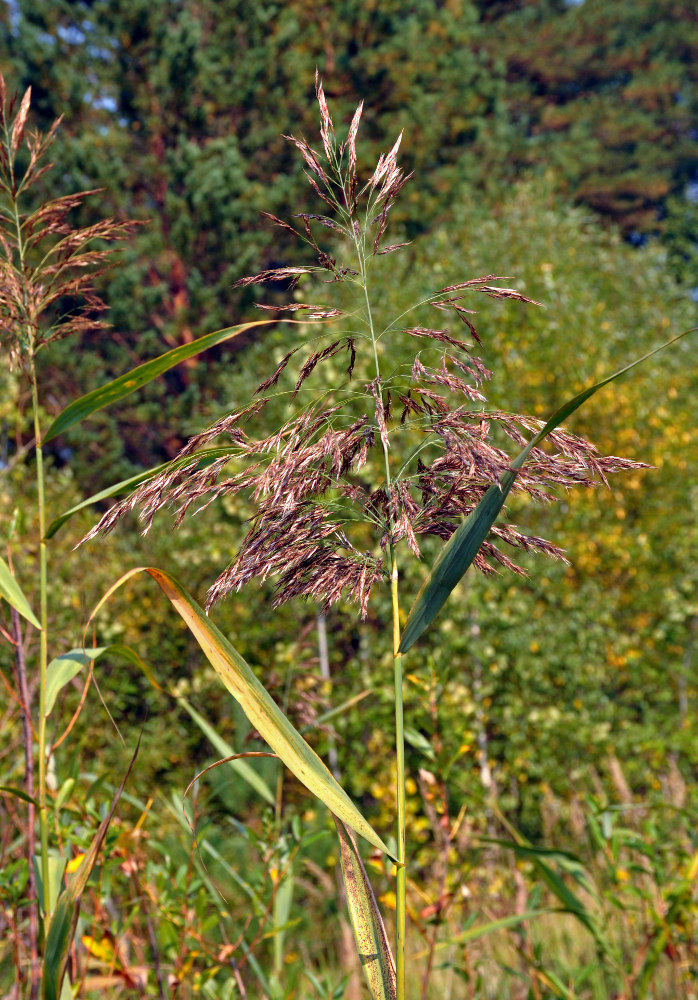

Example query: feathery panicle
[85,77,648,619]
[233,267,313,288]
[0,75,135,372]
[254,302,343,319]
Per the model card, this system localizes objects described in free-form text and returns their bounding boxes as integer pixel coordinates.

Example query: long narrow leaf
[46,447,237,538]
[0,785,41,807]
[334,817,396,1000]
[482,834,612,958]
[399,472,516,653]
[88,568,392,857]
[413,909,551,958]
[510,328,695,470]
[42,739,139,1000]
[0,555,41,629]
[400,327,696,653]
[636,847,698,997]
[43,320,277,443]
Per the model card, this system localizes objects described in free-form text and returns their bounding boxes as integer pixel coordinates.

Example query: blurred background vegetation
[1,0,696,995]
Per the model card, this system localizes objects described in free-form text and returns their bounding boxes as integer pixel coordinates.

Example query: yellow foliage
[66,853,85,874]
[81,935,115,963]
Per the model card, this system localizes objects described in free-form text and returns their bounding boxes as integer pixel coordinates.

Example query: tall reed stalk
[0,77,132,995]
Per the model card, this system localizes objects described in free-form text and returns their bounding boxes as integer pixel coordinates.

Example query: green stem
[9,129,52,922]
[30,359,51,919]
[357,242,407,999]
[391,545,407,998]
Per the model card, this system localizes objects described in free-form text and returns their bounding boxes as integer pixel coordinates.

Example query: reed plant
[0,76,137,997]
[1,72,694,998]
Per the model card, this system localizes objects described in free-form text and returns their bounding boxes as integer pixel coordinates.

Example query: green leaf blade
[399,471,517,653]
[44,644,151,717]
[178,696,275,805]
[90,568,391,857]
[46,447,237,538]
[42,741,138,1000]
[0,555,41,630]
[400,327,697,653]
[43,320,276,443]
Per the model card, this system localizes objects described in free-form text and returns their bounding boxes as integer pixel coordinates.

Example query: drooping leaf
[489,840,597,933]
[44,654,92,718]
[400,328,697,652]
[481,833,614,960]
[0,555,41,629]
[334,817,396,1000]
[42,739,139,1000]
[88,568,392,857]
[43,320,278,442]
[46,447,237,538]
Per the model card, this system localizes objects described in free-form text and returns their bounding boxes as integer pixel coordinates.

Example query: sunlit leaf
[0,555,41,629]
[88,568,392,857]
[43,320,278,442]
[44,645,150,717]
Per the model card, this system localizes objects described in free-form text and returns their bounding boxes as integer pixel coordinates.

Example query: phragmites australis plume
[84,73,646,618]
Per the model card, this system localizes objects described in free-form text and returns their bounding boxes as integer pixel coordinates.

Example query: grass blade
[273,861,295,976]
[88,567,392,857]
[413,909,551,958]
[510,327,696,470]
[0,785,41,807]
[0,554,41,629]
[43,320,277,443]
[334,817,396,1000]
[400,328,696,653]
[636,847,698,997]
[44,645,149,717]
[399,471,516,653]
